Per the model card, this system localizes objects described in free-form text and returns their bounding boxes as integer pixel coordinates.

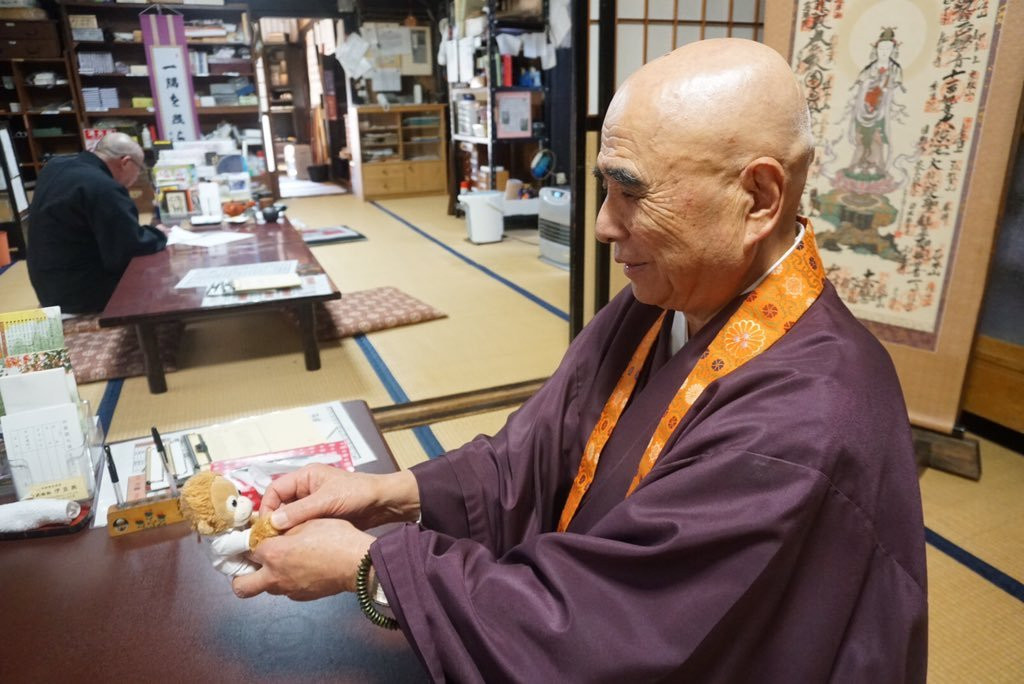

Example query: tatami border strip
[926,527,1024,603]
[353,333,445,459]
[371,201,570,322]
[97,379,123,438]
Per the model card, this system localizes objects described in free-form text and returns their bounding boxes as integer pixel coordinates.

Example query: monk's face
[594,79,750,318]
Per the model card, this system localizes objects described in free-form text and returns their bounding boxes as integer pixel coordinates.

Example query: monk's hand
[260,464,419,532]
[232,519,373,600]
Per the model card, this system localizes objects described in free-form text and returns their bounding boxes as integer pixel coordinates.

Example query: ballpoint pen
[151,426,178,497]
[104,445,125,508]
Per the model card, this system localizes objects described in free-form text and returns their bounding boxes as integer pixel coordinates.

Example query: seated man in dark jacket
[27,132,167,314]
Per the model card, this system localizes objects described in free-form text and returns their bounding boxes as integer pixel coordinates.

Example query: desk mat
[64,287,446,384]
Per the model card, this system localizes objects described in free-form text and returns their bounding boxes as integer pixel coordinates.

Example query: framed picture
[164,189,190,216]
[494,91,532,139]
[764,1,1024,433]
[401,26,433,76]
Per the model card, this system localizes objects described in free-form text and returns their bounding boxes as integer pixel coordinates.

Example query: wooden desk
[99,219,340,394]
[0,401,426,682]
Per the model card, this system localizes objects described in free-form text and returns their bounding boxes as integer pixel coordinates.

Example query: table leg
[135,323,167,393]
[296,303,321,371]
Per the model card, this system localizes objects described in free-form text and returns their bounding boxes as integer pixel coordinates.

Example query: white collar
[670,222,806,355]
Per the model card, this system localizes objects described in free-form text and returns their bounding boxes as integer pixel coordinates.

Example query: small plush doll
[178,471,280,577]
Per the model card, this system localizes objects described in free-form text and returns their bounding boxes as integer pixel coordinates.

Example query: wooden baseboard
[962,335,1024,433]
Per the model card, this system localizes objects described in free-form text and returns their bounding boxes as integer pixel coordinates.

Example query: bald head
[93,132,145,188]
[93,132,143,162]
[608,38,813,211]
[594,39,816,328]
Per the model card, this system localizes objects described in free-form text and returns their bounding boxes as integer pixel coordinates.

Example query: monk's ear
[739,157,785,247]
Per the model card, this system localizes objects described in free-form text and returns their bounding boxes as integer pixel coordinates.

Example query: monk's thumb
[270,498,318,530]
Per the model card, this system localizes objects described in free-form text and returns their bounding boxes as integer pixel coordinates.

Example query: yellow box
[131,97,154,108]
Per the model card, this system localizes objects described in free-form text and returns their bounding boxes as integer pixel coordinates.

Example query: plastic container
[460,191,504,244]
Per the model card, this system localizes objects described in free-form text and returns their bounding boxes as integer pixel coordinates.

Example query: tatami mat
[106,313,394,442]
[383,407,518,472]
[927,544,1024,681]
[921,438,1024,579]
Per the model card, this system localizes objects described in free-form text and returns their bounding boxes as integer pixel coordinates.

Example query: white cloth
[200,527,259,577]
[0,499,81,532]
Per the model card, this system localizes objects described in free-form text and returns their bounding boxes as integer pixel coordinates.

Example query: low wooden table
[0,401,426,682]
[99,218,340,393]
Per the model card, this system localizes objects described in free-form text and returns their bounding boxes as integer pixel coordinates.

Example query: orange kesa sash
[557,220,826,532]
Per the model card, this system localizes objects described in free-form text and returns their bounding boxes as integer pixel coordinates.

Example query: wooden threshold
[372,378,545,432]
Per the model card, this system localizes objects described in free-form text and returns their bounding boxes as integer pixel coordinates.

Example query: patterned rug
[65,287,446,384]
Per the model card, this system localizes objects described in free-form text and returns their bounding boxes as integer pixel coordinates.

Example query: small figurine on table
[178,472,279,577]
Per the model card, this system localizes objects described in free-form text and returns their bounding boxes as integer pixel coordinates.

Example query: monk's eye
[230,498,238,508]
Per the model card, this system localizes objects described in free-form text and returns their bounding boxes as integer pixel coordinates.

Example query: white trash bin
[460,191,505,244]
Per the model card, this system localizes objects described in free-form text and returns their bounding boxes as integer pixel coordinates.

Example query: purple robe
[372,283,927,682]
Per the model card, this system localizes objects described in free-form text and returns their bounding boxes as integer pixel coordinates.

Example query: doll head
[179,471,253,536]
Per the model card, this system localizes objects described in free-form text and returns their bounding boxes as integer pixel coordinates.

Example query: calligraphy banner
[141,11,200,142]
[764,0,1024,433]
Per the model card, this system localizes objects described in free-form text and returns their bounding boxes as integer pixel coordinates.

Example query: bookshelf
[56,1,270,201]
[0,19,84,184]
[346,104,447,200]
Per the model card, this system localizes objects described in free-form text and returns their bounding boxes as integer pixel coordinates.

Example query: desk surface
[99,218,340,326]
[0,401,426,682]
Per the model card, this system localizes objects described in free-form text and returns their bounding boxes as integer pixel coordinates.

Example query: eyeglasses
[126,156,145,171]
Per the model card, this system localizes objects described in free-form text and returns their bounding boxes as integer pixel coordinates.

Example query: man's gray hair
[93,132,142,162]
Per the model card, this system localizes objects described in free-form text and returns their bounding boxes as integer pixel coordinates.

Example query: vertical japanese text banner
[141,12,199,142]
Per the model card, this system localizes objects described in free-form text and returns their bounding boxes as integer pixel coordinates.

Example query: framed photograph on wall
[763,1,1024,434]
[401,26,433,76]
[494,91,532,139]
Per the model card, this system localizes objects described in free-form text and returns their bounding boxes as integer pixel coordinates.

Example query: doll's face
[211,477,253,529]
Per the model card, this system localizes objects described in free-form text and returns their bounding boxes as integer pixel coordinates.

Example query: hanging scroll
[141,9,200,142]
[765,0,1024,432]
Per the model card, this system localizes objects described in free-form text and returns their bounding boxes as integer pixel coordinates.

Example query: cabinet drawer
[0,21,57,41]
[0,38,59,59]
[361,164,407,193]
[405,161,447,193]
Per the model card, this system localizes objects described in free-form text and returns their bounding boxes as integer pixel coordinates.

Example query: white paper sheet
[372,67,402,92]
[166,226,256,248]
[444,40,459,83]
[375,26,412,57]
[458,36,476,83]
[174,260,297,289]
[0,367,76,414]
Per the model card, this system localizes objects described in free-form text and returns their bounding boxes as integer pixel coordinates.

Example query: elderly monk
[234,39,927,682]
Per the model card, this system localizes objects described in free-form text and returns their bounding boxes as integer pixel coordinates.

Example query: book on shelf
[68,14,98,29]
[71,27,103,42]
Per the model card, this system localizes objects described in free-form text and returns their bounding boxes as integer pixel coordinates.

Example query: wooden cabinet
[346,103,447,200]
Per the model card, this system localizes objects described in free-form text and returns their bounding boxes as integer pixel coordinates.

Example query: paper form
[1,402,89,500]
[93,402,379,528]
[174,260,298,289]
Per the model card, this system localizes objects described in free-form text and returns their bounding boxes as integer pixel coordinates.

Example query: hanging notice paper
[375,26,412,57]
[373,67,402,92]
[336,31,370,77]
